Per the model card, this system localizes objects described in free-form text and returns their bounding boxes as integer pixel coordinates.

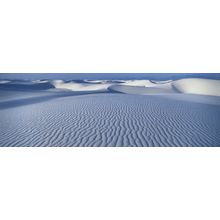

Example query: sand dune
[109,79,176,95]
[84,80,104,84]
[0,78,220,147]
[2,78,218,96]
[0,92,219,146]
[120,80,154,87]
[51,80,113,92]
[150,80,173,84]
[108,79,177,95]
[109,85,176,94]
[0,80,54,90]
[0,80,10,84]
[172,78,220,96]
[110,78,220,96]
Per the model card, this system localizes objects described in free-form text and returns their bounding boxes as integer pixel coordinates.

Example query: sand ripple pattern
[0,93,220,146]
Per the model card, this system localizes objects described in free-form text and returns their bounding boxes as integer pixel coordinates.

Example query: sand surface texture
[0,78,220,147]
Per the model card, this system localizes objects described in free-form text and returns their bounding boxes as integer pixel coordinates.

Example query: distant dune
[0,80,10,84]
[109,85,175,94]
[51,80,113,92]
[172,78,220,96]
[120,80,154,87]
[0,77,220,147]
[0,80,54,90]
[1,78,219,96]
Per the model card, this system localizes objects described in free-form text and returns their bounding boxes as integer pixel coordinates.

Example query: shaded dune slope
[0,80,54,90]
[109,85,176,94]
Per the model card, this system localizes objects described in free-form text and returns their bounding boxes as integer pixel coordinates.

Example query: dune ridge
[1,78,219,96]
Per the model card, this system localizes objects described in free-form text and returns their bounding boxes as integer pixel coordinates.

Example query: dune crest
[109,80,175,95]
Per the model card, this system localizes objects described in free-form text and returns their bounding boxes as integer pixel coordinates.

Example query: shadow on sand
[0,90,112,110]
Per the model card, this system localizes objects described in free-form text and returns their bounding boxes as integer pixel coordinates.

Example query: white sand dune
[109,85,176,94]
[109,79,176,95]
[0,91,219,147]
[150,80,173,84]
[110,78,220,96]
[6,78,218,97]
[0,78,220,147]
[120,80,154,87]
[172,78,220,96]
[108,79,176,95]
[0,80,10,84]
[84,80,104,84]
[51,80,112,92]
[32,80,49,83]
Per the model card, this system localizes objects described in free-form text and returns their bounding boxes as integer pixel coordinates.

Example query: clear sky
[0,73,220,81]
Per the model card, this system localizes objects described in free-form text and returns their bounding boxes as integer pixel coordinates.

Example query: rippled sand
[0,78,220,146]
